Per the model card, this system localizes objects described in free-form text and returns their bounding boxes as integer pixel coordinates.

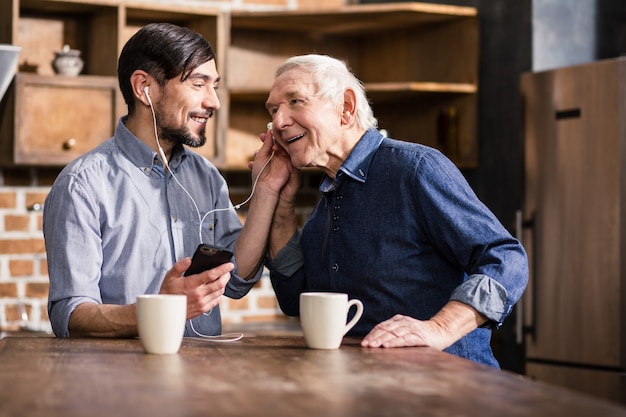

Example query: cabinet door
[13,74,122,165]
[522,59,624,367]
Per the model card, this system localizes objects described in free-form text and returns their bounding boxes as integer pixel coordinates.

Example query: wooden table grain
[0,336,624,417]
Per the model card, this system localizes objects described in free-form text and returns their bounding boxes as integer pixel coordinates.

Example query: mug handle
[343,299,364,335]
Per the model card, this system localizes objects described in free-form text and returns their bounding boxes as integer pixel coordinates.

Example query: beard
[158,123,207,148]
[154,101,208,148]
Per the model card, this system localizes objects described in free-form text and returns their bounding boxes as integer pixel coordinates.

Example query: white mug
[136,294,187,354]
[299,292,364,349]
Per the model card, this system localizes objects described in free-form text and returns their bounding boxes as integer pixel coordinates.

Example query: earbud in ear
[144,86,153,107]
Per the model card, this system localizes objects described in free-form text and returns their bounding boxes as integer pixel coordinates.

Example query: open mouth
[190,116,208,124]
[190,111,212,125]
[286,133,305,143]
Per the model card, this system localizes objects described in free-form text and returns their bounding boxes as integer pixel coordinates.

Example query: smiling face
[155,59,221,148]
[265,68,343,170]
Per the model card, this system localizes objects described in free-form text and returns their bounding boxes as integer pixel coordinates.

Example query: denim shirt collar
[320,128,384,192]
[114,116,187,175]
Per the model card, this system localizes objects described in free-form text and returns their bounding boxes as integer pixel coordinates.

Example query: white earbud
[267,122,275,143]
[144,86,153,107]
[143,85,166,163]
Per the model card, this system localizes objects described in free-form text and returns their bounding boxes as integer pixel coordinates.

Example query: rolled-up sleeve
[266,230,304,277]
[451,274,511,327]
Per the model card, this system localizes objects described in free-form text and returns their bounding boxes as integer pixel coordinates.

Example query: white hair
[275,54,378,131]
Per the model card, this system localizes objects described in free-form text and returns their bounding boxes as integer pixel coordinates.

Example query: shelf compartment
[0,73,123,166]
[16,0,119,77]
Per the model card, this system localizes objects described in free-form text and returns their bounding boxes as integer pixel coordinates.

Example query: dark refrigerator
[521,57,626,404]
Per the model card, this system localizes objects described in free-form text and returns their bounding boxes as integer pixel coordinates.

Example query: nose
[272,106,292,131]
[203,86,221,111]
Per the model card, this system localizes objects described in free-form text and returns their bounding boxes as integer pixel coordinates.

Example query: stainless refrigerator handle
[515,209,536,344]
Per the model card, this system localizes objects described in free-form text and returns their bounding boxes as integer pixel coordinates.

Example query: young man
[44,23,285,338]
[260,54,529,367]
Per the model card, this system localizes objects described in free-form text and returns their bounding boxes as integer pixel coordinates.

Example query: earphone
[144,82,273,341]
[144,86,169,164]
[144,83,274,241]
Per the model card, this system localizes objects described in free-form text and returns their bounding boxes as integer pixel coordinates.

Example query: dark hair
[117,22,216,115]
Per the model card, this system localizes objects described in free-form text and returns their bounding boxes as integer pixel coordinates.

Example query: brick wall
[0,169,57,332]
[0,0,337,333]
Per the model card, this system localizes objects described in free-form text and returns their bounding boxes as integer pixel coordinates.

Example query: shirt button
[331,263,339,271]
[333,215,339,221]
[333,226,339,232]
[334,205,341,210]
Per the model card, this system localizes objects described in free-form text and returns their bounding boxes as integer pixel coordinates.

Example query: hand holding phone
[184,244,233,276]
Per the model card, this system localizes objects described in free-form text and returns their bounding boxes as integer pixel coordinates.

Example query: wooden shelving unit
[0,0,222,165]
[0,1,479,169]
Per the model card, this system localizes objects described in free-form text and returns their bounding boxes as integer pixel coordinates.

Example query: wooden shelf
[231,3,477,34]
[232,82,477,99]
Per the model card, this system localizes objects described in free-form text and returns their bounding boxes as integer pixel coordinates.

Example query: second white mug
[299,292,364,349]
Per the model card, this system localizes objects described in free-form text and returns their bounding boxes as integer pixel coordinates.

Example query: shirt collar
[320,128,384,192]
[114,116,187,174]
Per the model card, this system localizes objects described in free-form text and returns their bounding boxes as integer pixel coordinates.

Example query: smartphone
[184,244,233,276]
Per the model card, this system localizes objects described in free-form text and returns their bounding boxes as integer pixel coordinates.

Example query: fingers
[160,260,233,319]
[185,262,233,285]
[361,315,429,349]
[361,315,404,347]
[185,267,232,318]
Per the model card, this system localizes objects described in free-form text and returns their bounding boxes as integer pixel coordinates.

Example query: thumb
[171,257,192,277]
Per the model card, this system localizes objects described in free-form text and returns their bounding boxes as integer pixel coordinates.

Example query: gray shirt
[44,117,261,337]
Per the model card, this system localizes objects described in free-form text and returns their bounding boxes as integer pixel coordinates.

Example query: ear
[341,88,357,126]
[130,70,152,107]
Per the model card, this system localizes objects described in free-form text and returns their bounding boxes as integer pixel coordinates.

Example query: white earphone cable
[148,92,273,242]
[147,91,273,342]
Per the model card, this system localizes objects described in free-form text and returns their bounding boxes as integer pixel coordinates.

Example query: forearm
[68,302,138,338]
[234,185,280,280]
[430,300,488,348]
[269,202,298,260]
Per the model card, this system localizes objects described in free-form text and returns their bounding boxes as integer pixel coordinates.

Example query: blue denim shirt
[268,129,528,367]
[44,117,262,337]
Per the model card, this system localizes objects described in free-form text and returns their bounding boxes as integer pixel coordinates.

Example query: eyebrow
[265,91,298,111]
[188,73,221,84]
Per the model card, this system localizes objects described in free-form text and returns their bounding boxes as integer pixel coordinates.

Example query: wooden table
[0,336,624,417]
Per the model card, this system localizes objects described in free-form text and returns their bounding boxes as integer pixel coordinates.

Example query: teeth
[191,116,208,123]
[287,133,305,143]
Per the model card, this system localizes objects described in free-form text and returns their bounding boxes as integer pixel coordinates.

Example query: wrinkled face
[265,69,342,169]
[155,59,221,148]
